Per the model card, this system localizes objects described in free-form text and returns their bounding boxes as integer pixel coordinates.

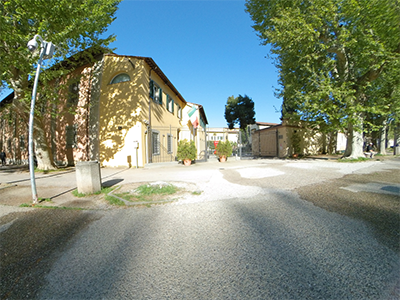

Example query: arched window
[110,73,130,84]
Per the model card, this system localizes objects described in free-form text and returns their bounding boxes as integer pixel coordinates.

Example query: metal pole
[28,46,45,204]
[239,129,242,159]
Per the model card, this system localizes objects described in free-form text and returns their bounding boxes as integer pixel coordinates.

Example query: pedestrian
[0,150,6,166]
[366,142,376,158]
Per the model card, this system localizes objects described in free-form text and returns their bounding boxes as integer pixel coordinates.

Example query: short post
[76,161,101,194]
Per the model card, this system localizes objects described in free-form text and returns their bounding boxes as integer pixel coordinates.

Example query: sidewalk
[0,158,243,208]
[1,155,398,209]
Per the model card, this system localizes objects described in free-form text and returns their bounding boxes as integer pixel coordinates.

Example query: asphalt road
[0,157,399,299]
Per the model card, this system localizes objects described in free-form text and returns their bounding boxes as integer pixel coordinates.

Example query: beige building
[0,47,208,167]
[252,120,340,158]
[207,127,239,143]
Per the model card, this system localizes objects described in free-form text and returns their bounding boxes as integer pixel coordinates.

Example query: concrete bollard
[76,161,102,194]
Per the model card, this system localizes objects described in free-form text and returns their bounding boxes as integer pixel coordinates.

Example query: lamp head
[27,38,38,52]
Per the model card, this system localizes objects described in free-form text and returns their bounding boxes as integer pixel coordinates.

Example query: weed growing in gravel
[113,184,179,205]
[105,195,125,206]
[39,197,52,203]
[71,186,125,206]
[72,190,86,198]
[19,203,82,210]
[72,186,116,198]
[338,157,369,163]
[136,184,178,196]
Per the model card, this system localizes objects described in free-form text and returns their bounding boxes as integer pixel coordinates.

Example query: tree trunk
[394,121,400,155]
[11,86,57,170]
[33,115,56,171]
[344,116,365,158]
[379,120,387,155]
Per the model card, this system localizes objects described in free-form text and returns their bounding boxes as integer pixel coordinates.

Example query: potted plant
[177,139,197,166]
[216,140,232,162]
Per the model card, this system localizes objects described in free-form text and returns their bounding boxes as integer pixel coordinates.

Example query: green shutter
[159,88,163,104]
[149,80,154,99]
[172,99,174,113]
[166,95,170,110]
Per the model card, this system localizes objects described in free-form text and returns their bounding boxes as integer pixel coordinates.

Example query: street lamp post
[27,35,55,204]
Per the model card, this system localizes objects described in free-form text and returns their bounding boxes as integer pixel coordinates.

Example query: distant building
[207,127,239,143]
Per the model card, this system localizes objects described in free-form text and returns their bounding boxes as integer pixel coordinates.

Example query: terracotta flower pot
[183,159,192,166]
[219,156,226,162]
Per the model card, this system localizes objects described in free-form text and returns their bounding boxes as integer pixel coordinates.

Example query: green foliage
[225,94,256,130]
[207,140,216,150]
[0,0,121,168]
[136,184,178,196]
[105,195,125,206]
[114,184,179,204]
[1,0,120,90]
[177,139,197,161]
[290,131,301,154]
[338,157,369,163]
[72,186,115,197]
[245,0,400,156]
[72,189,86,198]
[216,140,233,157]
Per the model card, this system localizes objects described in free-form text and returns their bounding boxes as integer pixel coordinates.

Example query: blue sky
[106,0,282,127]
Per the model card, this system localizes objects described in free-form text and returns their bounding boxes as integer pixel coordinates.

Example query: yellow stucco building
[0,48,208,167]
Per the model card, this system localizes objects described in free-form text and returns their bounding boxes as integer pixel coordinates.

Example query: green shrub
[177,139,197,161]
[216,140,233,157]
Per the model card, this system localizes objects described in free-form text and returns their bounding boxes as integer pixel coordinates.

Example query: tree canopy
[224,94,256,130]
[1,0,120,97]
[0,0,121,169]
[246,0,400,157]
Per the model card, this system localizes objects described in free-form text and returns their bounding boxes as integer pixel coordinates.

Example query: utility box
[76,161,102,194]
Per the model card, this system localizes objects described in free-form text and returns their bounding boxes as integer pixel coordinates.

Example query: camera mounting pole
[26,34,55,204]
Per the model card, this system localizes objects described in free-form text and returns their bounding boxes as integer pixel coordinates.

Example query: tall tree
[224,94,256,130]
[0,0,120,169]
[246,0,400,158]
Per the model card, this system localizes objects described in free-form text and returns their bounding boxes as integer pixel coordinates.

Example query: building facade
[0,48,208,167]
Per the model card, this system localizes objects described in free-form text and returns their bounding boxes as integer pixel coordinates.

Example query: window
[110,73,130,84]
[167,134,173,153]
[20,135,25,150]
[166,95,174,114]
[149,80,162,104]
[67,82,79,107]
[66,125,77,148]
[177,104,182,119]
[152,131,160,155]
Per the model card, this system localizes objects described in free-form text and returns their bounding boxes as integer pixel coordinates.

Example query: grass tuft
[338,157,369,163]
[136,184,178,196]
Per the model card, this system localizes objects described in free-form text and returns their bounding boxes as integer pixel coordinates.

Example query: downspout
[148,66,157,164]
[147,68,152,164]
[276,128,279,158]
[86,66,93,160]
[205,125,207,162]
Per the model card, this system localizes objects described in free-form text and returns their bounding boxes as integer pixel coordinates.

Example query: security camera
[27,38,38,52]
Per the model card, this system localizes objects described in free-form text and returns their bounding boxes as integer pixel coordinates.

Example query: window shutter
[149,80,154,99]
[159,88,163,104]
[172,99,174,113]
[166,95,170,110]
